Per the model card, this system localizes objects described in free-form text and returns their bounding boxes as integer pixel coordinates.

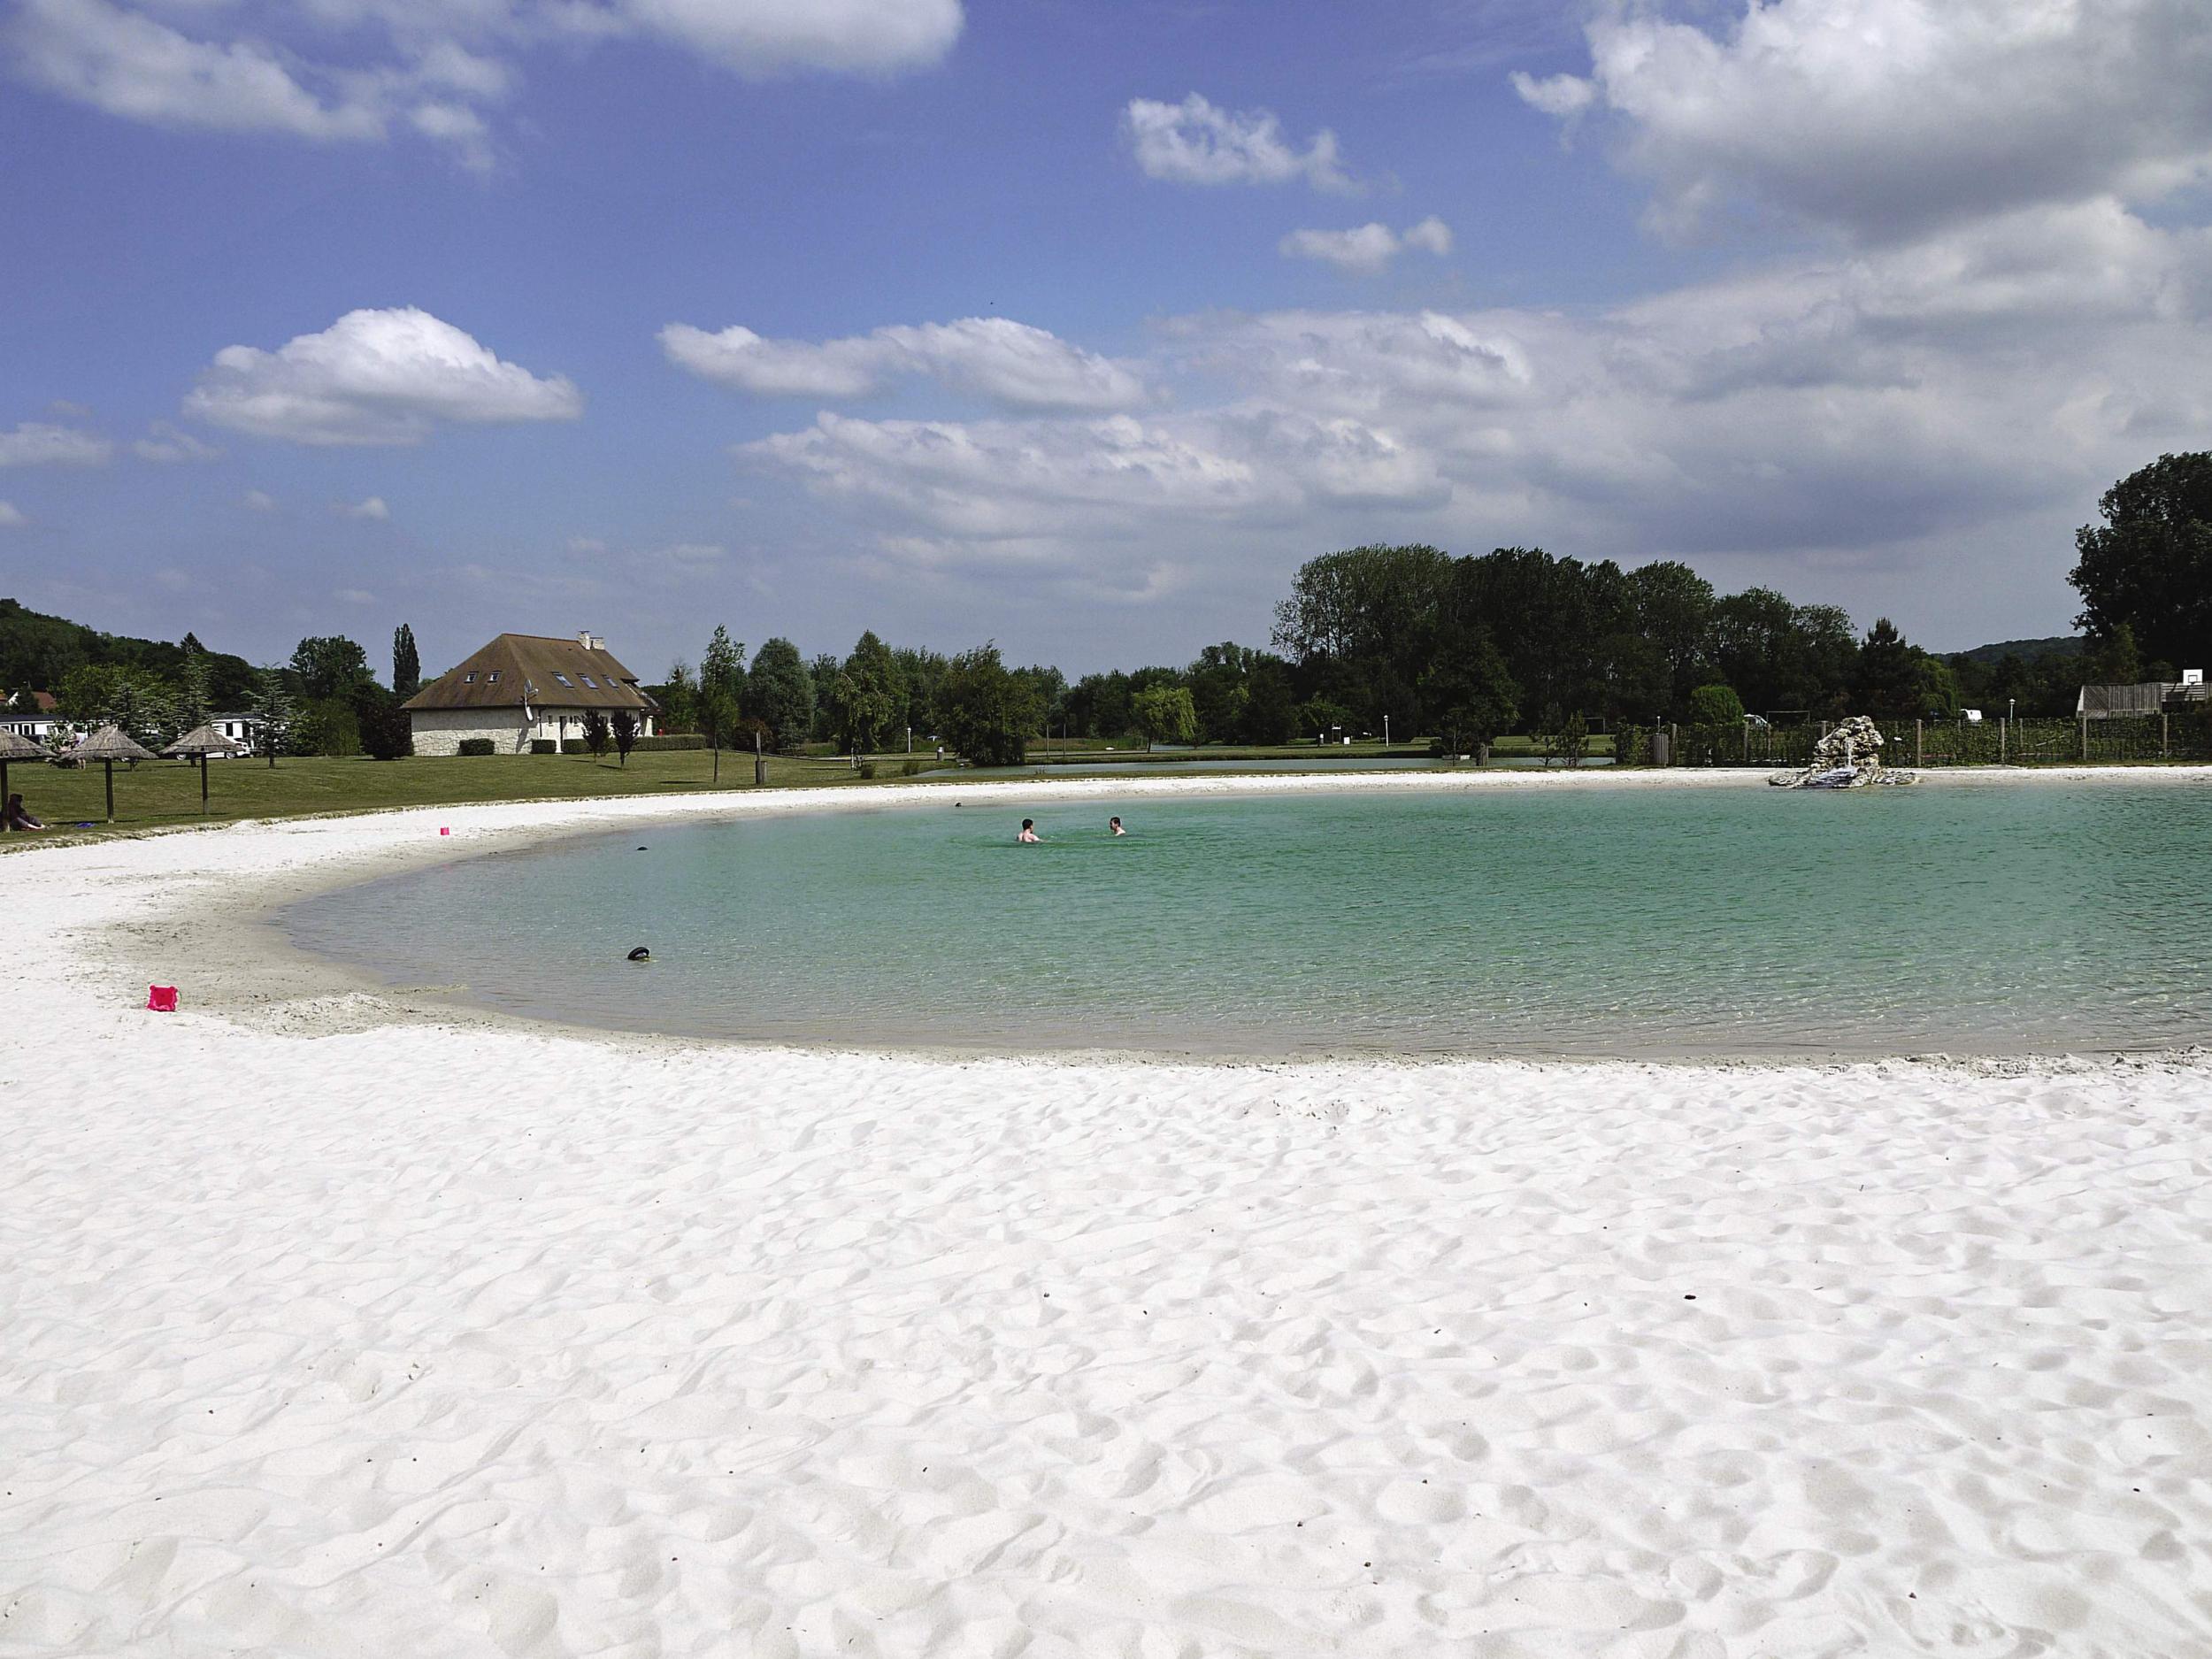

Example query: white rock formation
[1770,715,1917,787]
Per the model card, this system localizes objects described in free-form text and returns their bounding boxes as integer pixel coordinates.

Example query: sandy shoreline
[7,771,2211,1655]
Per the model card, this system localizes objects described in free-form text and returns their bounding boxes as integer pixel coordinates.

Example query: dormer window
[487,671,500,683]
[464,672,477,683]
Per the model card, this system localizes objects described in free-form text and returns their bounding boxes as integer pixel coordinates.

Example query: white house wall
[409,707,657,756]
[408,710,533,756]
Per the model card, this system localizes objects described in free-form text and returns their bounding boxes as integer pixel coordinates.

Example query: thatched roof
[61,724,158,763]
[403,633,651,714]
[163,724,251,757]
[0,728,47,760]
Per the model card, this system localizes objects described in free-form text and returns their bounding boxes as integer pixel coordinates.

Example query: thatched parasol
[0,727,46,829]
[163,724,250,814]
[57,724,158,822]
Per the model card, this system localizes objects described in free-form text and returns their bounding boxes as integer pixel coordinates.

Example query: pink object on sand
[148,986,179,1012]
[440,826,451,836]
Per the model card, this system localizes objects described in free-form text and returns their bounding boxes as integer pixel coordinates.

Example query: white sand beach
[6,772,2211,1658]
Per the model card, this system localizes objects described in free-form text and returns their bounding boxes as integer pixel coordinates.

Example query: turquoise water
[288,781,2212,1057]
[915,757,1611,778]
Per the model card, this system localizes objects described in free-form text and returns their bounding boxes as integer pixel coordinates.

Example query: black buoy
[636,845,648,851]
[626,946,652,963]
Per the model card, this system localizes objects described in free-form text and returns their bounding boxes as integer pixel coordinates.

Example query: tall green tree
[1130,684,1198,750]
[1626,560,1717,707]
[701,626,746,712]
[1419,623,1518,759]
[2070,452,2212,672]
[290,635,373,700]
[829,631,902,751]
[657,660,698,733]
[1240,661,1297,745]
[392,624,421,701]
[172,646,211,738]
[933,642,1039,766]
[353,681,412,759]
[747,638,815,751]
[244,664,296,766]
[1850,618,1923,718]
[57,664,173,745]
[699,688,739,784]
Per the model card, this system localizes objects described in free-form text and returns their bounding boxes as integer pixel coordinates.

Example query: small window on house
[579,675,597,688]
[553,673,573,687]
[464,672,478,683]
[486,671,500,683]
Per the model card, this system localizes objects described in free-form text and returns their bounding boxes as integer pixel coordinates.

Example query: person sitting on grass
[4,793,46,831]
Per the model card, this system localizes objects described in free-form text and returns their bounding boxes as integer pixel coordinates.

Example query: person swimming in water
[1018,818,1041,843]
[1110,816,1125,836]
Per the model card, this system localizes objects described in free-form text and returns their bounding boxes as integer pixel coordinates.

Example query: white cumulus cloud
[741,411,1270,540]
[9,0,963,162]
[134,420,224,463]
[1123,94,1356,192]
[1280,217,1454,274]
[661,316,1146,410]
[185,307,582,445]
[729,198,2212,631]
[242,488,278,511]
[1518,0,2212,242]
[0,421,113,466]
[337,495,391,519]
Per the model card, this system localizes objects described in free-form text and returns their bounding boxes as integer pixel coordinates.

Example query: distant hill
[0,597,256,705]
[1947,634,2085,666]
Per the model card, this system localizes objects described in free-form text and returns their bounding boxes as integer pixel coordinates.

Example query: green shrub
[1686,684,1745,725]
[530,738,557,754]
[456,737,495,757]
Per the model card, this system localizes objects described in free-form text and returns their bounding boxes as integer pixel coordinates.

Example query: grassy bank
[2,732,1643,848]
[1,750,910,846]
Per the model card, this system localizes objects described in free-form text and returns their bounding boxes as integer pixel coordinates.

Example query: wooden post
[103,757,116,822]
[2000,718,2007,764]
[1915,718,1923,767]
[754,729,765,786]
[200,753,211,812]
[2079,718,2088,762]
[1670,723,1678,766]
[2162,712,2170,758]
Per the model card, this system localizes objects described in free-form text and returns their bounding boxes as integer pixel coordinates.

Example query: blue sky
[4,0,2209,680]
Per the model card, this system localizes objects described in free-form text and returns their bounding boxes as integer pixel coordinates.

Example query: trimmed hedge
[530,738,557,755]
[559,733,709,754]
[1617,710,2212,768]
[456,738,496,757]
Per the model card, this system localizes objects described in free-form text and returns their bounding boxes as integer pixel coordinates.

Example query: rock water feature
[1770,715,1917,788]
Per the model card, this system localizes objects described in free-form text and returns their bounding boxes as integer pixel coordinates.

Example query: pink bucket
[147,986,179,1012]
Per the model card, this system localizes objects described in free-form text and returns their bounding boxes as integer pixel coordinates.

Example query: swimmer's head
[1021,818,1034,830]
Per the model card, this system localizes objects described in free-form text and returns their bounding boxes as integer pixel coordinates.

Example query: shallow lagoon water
[289,780,2212,1057]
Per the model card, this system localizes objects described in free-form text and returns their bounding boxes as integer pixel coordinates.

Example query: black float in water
[626,946,652,963]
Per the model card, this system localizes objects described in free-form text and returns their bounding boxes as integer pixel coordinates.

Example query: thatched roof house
[402,632,657,755]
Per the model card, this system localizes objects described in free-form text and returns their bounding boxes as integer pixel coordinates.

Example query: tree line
[11,451,2203,764]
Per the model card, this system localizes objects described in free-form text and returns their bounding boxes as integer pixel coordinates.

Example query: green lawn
[1,749,916,847]
[2,732,1620,849]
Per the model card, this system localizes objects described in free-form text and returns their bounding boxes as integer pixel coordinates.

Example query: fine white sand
[6,772,2212,1658]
